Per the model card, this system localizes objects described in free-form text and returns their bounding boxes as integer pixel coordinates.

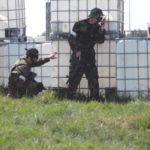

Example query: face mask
[97,17,102,22]
[32,57,38,63]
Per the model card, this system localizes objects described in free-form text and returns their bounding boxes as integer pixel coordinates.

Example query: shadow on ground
[0,86,142,103]
[50,87,132,104]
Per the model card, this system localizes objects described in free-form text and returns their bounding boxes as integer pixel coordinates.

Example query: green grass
[0,90,150,150]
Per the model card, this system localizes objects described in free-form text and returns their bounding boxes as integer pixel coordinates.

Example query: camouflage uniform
[8,55,50,98]
[67,12,105,100]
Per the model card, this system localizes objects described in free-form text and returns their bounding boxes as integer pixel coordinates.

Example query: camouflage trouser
[67,54,100,100]
[8,73,44,98]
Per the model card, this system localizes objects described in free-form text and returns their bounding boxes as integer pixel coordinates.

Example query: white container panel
[42,77,51,87]
[42,67,52,77]
[139,68,148,79]
[117,54,125,67]
[79,0,87,10]
[62,23,70,32]
[97,0,108,9]
[125,68,138,79]
[41,43,53,54]
[126,80,138,91]
[70,1,78,10]
[50,78,58,87]
[101,78,108,88]
[8,1,16,9]
[49,67,58,78]
[78,11,87,20]
[51,21,63,32]
[9,11,17,20]
[116,40,124,53]
[18,11,24,20]
[44,58,58,67]
[110,66,116,77]
[110,0,118,9]
[59,67,69,77]
[125,40,138,53]
[117,68,125,80]
[97,54,109,66]
[59,54,70,66]
[97,40,116,53]
[139,54,148,67]
[34,67,42,77]
[58,1,69,10]
[51,41,70,53]
[125,54,137,67]
[98,67,109,77]
[10,56,19,66]
[40,77,51,87]
[138,40,148,53]
[51,1,57,11]
[110,41,116,53]
[70,12,79,22]
[117,40,138,53]
[79,78,88,89]
[87,0,96,10]
[58,12,69,22]
[0,0,7,9]
[148,54,150,66]
[117,80,125,91]
[104,22,119,31]
[51,22,70,32]
[139,80,148,91]
[111,53,116,64]
[110,78,116,87]
[108,11,118,21]
[8,21,17,28]
[8,45,19,55]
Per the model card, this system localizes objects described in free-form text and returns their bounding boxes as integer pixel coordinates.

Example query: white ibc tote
[117,39,150,98]
[50,0,124,33]
[0,42,56,87]
[0,0,26,40]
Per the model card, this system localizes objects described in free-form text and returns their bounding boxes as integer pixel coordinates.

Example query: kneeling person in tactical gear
[8,48,57,98]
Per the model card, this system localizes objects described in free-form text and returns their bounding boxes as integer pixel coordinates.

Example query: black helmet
[25,48,39,59]
[89,8,104,20]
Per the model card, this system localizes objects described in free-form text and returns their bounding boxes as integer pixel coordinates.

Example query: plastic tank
[47,0,124,38]
[117,39,150,98]
[0,0,26,41]
[50,40,116,95]
[0,40,116,96]
[45,0,121,96]
[0,42,56,87]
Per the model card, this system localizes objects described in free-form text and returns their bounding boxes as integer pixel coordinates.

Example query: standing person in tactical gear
[8,48,57,98]
[66,8,106,101]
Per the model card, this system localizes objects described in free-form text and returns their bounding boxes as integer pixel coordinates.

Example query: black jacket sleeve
[68,22,83,53]
[94,25,106,44]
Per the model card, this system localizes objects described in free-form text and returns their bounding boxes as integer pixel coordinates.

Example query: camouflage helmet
[25,48,39,59]
[89,8,104,20]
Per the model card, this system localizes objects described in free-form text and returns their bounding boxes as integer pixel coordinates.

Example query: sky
[25,0,47,37]
[124,0,150,31]
[25,0,150,37]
